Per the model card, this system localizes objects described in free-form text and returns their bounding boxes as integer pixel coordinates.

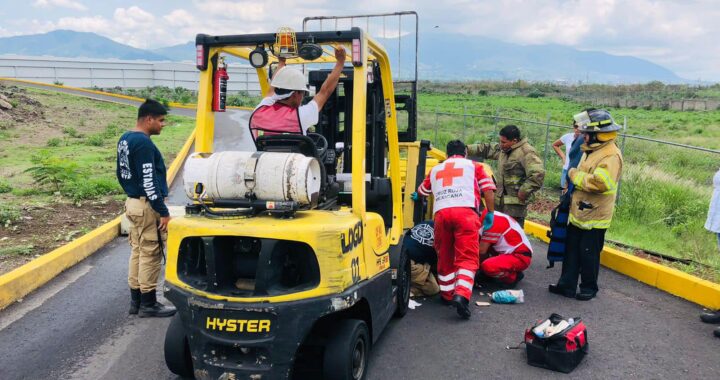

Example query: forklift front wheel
[164,314,194,378]
[393,248,411,318]
[323,319,369,380]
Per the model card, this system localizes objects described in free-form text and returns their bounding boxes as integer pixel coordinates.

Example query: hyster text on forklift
[162,12,437,380]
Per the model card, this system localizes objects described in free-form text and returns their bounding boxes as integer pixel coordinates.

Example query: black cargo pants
[557,224,606,295]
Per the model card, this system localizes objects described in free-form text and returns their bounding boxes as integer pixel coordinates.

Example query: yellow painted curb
[0,123,197,310]
[524,220,720,309]
[0,77,254,111]
[0,217,120,310]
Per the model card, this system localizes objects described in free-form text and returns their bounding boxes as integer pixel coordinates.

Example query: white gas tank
[183,151,321,205]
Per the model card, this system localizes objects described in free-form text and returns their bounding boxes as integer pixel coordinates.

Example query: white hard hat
[271,67,308,92]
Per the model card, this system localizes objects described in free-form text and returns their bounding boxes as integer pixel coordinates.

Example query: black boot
[548,284,576,298]
[575,290,597,301]
[451,295,471,319]
[139,290,177,318]
[129,288,141,315]
[700,310,720,324]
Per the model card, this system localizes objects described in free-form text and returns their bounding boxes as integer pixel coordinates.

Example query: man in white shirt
[552,122,580,192]
[249,46,346,139]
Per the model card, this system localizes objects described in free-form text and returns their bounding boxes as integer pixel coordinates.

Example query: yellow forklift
[162,13,433,380]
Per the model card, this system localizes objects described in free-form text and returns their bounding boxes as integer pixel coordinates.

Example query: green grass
[414,91,720,275]
[416,93,720,148]
[0,245,34,256]
[0,86,195,207]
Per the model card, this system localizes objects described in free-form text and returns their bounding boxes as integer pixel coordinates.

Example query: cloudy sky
[0,0,718,80]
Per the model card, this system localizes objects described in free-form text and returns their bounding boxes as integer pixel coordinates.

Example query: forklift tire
[164,314,194,378]
[393,248,411,318]
[323,319,369,380]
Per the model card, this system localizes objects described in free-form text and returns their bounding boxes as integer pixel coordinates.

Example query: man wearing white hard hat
[249,46,346,140]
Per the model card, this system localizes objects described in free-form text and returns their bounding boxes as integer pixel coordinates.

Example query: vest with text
[429,157,478,214]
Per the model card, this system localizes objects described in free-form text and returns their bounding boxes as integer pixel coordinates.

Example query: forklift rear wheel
[393,248,411,318]
[323,319,369,380]
[164,314,194,378]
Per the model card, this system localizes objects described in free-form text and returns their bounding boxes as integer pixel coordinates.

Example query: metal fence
[0,55,262,95]
[416,107,720,204]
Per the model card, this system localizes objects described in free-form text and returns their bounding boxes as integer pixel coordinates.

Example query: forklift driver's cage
[303,11,419,142]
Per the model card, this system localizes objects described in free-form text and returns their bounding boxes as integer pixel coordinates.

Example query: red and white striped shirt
[480,211,533,255]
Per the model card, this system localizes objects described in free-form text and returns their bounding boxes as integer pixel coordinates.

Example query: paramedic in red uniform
[477,210,533,287]
[413,140,496,319]
[249,46,346,139]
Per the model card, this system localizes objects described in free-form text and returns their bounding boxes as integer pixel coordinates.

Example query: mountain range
[0,30,684,83]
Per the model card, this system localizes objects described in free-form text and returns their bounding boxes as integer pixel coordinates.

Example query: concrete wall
[0,55,261,95]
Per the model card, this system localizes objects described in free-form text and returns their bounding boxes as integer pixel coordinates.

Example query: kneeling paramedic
[249,46,346,139]
[477,210,533,287]
[413,140,496,319]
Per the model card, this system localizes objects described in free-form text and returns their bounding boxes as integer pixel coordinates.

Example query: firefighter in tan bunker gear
[549,109,623,301]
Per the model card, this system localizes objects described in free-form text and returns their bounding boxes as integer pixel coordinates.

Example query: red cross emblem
[435,162,464,187]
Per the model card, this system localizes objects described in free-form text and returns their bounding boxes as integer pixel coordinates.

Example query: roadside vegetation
[96,86,262,108]
[0,84,194,273]
[414,85,720,282]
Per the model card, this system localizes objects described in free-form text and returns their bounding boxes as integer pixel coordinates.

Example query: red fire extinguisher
[212,57,229,112]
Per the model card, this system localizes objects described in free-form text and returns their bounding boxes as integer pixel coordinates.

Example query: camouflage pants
[496,199,527,227]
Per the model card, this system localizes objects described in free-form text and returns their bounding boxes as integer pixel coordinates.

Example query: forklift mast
[303,11,418,143]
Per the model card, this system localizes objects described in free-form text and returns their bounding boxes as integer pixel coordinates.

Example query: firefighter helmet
[573,109,621,132]
[271,67,308,92]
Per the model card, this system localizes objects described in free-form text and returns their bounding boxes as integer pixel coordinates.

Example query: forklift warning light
[352,38,363,67]
[196,45,206,70]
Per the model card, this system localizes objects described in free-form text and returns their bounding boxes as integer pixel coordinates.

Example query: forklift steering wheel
[307,132,328,161]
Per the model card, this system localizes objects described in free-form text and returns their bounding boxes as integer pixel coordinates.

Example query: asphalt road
[0,83,718,379]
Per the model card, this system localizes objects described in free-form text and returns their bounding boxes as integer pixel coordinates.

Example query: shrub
[85,134,105,146]
[0,204,21,227]
[0,245,34,256]
[11,187,44,196]
[527,89,545,98]
[24,153,80,192]
[53,80,64,86]
[47,137,62,147]
[0,179,12,193]
[62,126,83,138]
[103,123,125,138]
[62,177,121,202]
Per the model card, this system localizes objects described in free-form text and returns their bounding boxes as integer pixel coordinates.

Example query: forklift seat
[255,135,317,158]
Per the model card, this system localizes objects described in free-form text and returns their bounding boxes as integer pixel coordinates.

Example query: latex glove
[482,211,494,231]
[410,192,420,202]
[491,290,523,304]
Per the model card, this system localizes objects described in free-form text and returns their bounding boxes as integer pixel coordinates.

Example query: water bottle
[533,319,552,337]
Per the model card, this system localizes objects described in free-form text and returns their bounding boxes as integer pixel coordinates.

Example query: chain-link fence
[416,107,720,271]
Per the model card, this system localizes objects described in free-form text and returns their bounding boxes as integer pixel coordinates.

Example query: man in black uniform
[402,221,440,297]
[116,99,176,318]
[404,221,437,268]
